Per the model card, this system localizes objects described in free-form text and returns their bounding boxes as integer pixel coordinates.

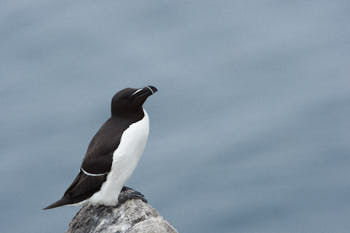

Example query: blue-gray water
[1,1,350,232]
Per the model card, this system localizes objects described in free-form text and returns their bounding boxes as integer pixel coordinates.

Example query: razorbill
[44,85,157,209]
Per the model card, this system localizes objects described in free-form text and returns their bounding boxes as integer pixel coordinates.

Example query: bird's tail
[43,196,71,210]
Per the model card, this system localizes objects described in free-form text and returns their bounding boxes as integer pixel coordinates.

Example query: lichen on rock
[66,189,178,233]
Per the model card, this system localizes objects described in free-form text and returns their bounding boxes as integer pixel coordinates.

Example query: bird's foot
[117,186,148,207]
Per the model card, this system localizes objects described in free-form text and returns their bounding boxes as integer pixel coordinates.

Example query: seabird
[44,85,157,209]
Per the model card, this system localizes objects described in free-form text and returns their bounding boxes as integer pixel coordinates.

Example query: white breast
[89,109,149,205]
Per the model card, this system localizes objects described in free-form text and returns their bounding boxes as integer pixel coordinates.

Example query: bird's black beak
[132,85,157,105]
[132,85,157,98]
[145,85,158,95]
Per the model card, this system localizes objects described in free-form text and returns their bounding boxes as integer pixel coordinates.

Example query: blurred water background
[1,1,350,232]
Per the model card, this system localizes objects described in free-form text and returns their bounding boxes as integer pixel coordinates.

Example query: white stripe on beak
[146,86,154,94]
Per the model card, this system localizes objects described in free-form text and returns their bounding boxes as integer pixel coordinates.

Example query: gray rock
[66,189,178,233]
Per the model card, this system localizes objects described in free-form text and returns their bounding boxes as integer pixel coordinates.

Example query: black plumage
[44,86,157,210]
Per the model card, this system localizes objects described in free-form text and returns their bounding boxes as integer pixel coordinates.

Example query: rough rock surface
[66,189,178,233]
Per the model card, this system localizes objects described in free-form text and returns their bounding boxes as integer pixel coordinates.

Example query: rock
[66,188,178,233]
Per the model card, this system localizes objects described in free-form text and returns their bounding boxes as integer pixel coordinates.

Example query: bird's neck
[111,108,145,121]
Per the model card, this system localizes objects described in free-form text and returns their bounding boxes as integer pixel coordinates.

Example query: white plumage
[88,109,150,205]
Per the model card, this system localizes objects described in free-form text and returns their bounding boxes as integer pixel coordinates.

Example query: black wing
[81,118,124,174]
[43,171,107,209]
[64,171,108,200]
[81,110,146,174]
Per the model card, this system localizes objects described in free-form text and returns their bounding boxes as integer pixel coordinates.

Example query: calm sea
[1,1,349,232]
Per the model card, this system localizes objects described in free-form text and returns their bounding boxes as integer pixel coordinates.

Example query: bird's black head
[111,85,157,116]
